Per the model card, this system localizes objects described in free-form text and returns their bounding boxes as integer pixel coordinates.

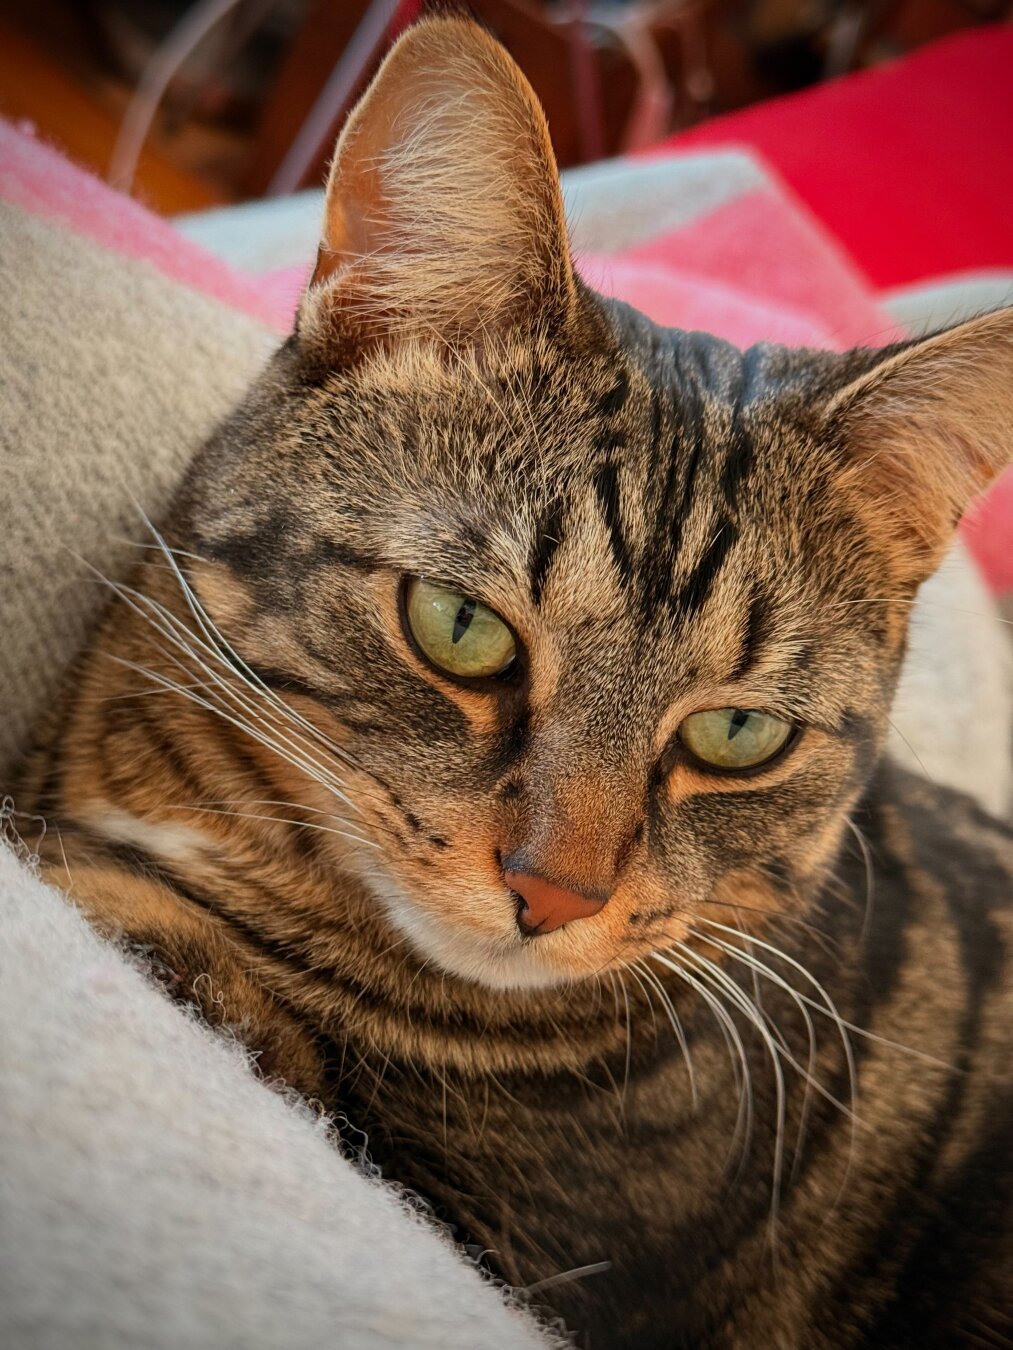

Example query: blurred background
[0,0,1009,213]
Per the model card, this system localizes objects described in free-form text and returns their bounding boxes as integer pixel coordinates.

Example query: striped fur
[15,18,1013,1347]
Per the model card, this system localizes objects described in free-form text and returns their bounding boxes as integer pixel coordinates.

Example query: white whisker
[167,802,375,849]
[695,917,860,1121]
[843,818,876,940]
[103,653,364,832]
[105,570,365,812]
[670,941,786,1241]
[630,957,697,1108]
[650,949,753,1173]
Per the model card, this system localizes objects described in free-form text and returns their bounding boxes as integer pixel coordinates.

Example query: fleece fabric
[0,843,557,1350]
[0,204,274,774]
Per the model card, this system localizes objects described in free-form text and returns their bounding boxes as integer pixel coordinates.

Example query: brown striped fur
[15,17,1013,1347]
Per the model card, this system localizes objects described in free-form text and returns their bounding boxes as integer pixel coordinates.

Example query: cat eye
[403,578,517,681]
[678,708,794,772]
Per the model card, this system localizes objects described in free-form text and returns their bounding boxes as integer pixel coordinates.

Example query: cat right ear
[296,15,577,367]
[826,306,1013,585]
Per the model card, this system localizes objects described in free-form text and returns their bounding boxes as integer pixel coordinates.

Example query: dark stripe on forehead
[596,369,629,417]
[639,336,763,624]
[594,460,633,585]
[674,518,739,618]
[719,346,762,512]
[668,344,712,535]
[668,352,760,621]
[648,385,662,448]
[729,587,771,682]
[638,382,704,620]
[676,436,705,525]
[720,423,754,512]
[530,499,565,606]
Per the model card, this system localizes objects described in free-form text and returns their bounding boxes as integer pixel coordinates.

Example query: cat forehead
[313,314,823,497]
[283,321,840,634]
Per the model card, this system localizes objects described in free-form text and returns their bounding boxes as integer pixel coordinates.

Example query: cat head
[180,17,1013,990]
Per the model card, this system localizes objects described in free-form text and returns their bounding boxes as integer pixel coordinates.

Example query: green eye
[403,578,517,681]
[679,708,794,772]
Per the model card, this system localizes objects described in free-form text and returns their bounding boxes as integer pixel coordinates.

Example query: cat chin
[368,876,575,992]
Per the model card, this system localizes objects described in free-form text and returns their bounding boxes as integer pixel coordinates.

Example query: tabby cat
[17,16,1013,1348]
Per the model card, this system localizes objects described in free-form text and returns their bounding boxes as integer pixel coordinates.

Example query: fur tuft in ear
[297,15,575,365]
[826,307,1013,584]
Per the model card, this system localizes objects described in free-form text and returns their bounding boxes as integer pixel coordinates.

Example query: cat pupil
[451,599,476,645]
[726,709,750,741]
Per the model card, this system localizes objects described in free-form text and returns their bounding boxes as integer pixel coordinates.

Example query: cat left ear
[297,15,576,366]
[826,307,1013,584]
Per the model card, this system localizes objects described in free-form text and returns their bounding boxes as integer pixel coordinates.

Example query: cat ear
[826,307,1013,584]
[297,15,576,364]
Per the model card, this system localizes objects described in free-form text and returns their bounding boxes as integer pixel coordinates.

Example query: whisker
[103,653,363,828]
[690,928,852,1183]
[523,1260,612,1296]
[618,958,659,1040]
[105,570,367,811]
[650,949,753,1173]
[885,715,933,782]
[630,957,697,1108]
[104,510,373,786]
[167,802,376,850]
[616,969,633,1104]
[831,595,1013,631]
[699,890,841,959]
[75,545,390,835]
[843,819,876,941]
[669,941,786,1241]
[694,917,859,1124]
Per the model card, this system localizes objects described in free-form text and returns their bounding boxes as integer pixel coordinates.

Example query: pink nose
[505,870,606,935]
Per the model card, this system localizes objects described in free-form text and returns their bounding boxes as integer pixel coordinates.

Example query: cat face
[180,18,1012,990]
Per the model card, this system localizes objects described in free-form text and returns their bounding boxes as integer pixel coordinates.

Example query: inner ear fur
[298,15,576,365]
[826,307,1013,584]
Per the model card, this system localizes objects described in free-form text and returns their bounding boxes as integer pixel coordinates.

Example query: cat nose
[504,870,606,935]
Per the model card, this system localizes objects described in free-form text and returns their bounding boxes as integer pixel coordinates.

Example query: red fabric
[664,27,1013,289]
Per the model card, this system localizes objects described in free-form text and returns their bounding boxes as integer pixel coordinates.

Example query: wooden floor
[0,17,229,214]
